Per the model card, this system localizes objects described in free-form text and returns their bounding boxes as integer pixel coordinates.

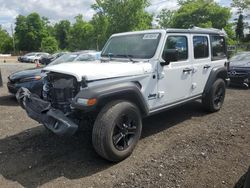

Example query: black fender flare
[203,66,228,97]
[72,82,149,116]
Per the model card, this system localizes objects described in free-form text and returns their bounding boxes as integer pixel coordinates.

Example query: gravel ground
[0,63,249,188]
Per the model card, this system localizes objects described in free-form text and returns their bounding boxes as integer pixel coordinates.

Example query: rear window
[211,36,227,60]
[193,36,209,59]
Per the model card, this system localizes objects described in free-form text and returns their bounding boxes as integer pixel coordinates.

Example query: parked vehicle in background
[17,28,228,162]
[39,52,68,65]
[18,52,50,63]
[228,52,250,88]
[8,51,101,96]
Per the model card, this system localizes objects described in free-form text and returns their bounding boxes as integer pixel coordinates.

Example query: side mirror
[161,49,179,66]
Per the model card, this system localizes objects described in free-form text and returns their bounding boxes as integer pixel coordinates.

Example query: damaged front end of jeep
[16,72,91,136]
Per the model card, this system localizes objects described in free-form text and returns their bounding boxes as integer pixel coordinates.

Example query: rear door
[190,34,211,96]
[191,35,227,96]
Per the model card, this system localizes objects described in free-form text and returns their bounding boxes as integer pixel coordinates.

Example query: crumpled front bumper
[16,87,78,136]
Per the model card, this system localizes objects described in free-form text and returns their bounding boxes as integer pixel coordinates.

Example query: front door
[156,34,192,108]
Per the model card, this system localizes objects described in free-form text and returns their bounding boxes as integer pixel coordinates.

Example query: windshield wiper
[114,54,138,63]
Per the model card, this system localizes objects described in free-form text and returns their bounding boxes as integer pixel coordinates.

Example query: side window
[193,36,209,59]
[211,36,227,60]
[163,36,188,61]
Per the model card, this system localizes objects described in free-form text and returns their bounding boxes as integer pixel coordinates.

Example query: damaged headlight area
[42,72,80,113]
[16,72,82,136]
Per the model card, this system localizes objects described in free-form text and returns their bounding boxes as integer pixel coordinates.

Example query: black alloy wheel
[112,113,138,151]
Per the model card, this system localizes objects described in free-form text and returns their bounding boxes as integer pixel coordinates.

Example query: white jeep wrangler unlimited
[17,28,228,162]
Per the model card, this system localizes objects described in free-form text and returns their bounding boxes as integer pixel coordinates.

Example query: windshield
[230,53,250,62]
[49,54,79,66]
[75,54,96,61]
[48,52,99,66]
[102,33,161,59]
[26,53,36,56]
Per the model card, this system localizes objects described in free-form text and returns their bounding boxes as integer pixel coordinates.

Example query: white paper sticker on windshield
[143,34,159,40]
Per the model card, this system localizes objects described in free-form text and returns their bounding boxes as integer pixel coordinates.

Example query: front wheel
[202,78,226,112]
[92,101,142,162]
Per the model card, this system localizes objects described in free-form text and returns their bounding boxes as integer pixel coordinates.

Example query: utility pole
[11,24,16,55]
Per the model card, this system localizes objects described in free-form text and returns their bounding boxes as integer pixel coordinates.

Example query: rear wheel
[202,78,226,112]
[92,101,142,162]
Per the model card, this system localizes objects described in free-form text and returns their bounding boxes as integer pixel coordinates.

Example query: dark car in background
[39,52,68,65]
[228,52,250,88]
[8,51,101,96]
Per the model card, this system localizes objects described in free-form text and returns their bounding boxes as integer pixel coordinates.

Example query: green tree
[15,13,48,51]
[171,0,231,29]
[41,36,58,53]
[90,13,109,50]
[42,16,55,37]
[92,0,153,35]
[231,0,250,12]
[0,26,13,53]
[54,20,71,50]
[232,0,250,42]
[157,9,175,28]
[235,14,245,41]
[68,15,95,51]
[15,15,28,51]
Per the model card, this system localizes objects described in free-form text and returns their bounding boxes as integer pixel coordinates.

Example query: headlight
[77,98,97,106]
[19,76,42,83]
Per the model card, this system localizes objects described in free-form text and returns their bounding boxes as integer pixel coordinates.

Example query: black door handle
[203,65,211,69]
[183,68,193,73]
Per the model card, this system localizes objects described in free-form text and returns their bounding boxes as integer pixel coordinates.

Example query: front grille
[43,72,79,113]
[228,69,249,78]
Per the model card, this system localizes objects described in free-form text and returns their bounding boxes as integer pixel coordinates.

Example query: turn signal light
[77,98,97,106]
[87,98,97,106]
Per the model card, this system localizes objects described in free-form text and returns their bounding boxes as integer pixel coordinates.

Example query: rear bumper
[16,87,78,136]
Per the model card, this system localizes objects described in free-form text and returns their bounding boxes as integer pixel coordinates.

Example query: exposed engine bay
[42,72,80,114]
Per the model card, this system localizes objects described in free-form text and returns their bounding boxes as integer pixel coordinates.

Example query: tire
[92,101,142,162]
[202,78,226,112]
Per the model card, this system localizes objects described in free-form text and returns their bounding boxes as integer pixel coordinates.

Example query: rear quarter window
[211,36,227,60]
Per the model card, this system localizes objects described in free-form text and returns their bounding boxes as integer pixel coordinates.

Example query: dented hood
[43,61,152,81]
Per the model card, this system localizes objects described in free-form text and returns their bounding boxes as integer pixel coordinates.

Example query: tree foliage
[235,14,245,40]
[15,13,48,51]
[68,15,95,51]
[231,0,250,12]
[7,0,242,53]
[157,9,175,28]
[41,36,58,53]
[0,26,13,53]
[54,20,70,50]
[158,0,235,43]
[92,0,152,35]
[171,0,231,29]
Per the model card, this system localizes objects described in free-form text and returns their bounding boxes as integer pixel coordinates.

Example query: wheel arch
[72,82,149,117]
[203,66,228,97]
